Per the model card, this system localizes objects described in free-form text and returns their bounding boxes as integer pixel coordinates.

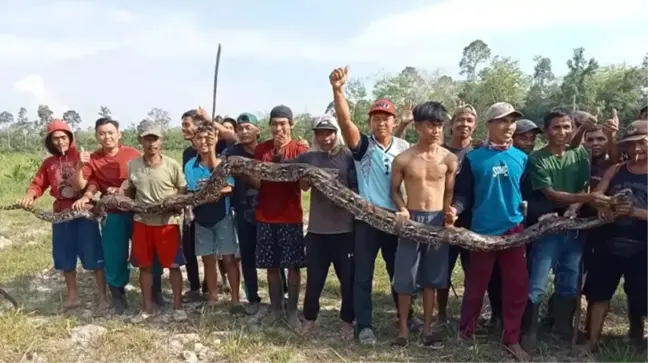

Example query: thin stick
[211,44,222,121]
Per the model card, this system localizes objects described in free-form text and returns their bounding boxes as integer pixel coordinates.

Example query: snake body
[0,156,629,252]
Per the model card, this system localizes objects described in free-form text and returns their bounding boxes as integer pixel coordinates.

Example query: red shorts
[131,222,184,269]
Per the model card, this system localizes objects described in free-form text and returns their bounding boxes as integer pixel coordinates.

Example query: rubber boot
[267,281,285,324]
[286,282,301,330]
[521,300,540,351]
[552,296,577,340]
[541,293,556,328]
[109,286,128,314]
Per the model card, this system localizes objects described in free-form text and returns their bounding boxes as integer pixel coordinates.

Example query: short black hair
[543,109,571,130]
[95,117,119,130]
[222,117,236,128]
[181,109,197,120]
[412,101,448,123]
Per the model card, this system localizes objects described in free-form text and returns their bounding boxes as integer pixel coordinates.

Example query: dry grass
[0,152,644,362]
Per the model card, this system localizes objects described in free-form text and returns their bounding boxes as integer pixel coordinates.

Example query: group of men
[17,65,646,361]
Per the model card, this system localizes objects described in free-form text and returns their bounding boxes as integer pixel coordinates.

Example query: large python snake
[0,155,631,252]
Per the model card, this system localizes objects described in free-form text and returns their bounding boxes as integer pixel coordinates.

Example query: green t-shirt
[528,145,590,208]
[127,154,187,226]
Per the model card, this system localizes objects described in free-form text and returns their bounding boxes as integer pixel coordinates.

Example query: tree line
[0,39,646,152]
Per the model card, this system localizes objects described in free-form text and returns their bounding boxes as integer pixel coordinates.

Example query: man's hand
[329,66,348,90]
[79,147,90,165]
[17,195,34,209]
[444,205,457,228]
[206,131,217,150]
[602,108,619,137]
[395,208,410,220]
[273,133,288,151]
[106,187,119,195]
[584,113,598,130]
[72,196,90,211]
[613,198,633,216]
[196,106,210,121]
[564,204,581,218]
[399,101,414,124]
[598,208,615,222]
[589,192,611,208]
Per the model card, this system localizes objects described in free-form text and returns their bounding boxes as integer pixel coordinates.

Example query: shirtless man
[391,101,458,346]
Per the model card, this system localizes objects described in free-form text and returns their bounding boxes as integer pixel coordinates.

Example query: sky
[1,0,647,129]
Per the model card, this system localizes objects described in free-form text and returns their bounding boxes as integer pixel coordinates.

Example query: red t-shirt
[254,139,308,224]
[82,145,141,193]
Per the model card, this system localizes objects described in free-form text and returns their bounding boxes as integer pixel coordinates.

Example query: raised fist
[329,66,348,90]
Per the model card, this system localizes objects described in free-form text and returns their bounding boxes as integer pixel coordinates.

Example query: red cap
[368,98,396,117]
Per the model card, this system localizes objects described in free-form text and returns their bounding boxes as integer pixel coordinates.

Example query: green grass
[0,152,644,362]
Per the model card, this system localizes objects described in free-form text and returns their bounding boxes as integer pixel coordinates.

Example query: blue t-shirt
[453,146,527,236]
[184,155,235,226]
[350,133,409,211]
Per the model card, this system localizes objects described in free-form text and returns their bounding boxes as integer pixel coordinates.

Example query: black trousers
[182,222,207,292]
[303,232,354,323]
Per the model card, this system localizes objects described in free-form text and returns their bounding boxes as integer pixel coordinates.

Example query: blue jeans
[528,231,581,303]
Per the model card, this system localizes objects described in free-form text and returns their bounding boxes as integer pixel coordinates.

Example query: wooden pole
[211,44,222,121]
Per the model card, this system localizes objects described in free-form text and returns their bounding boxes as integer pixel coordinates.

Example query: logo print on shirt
[492,164,509,178]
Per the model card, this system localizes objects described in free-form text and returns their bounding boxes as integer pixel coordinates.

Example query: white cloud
[108,8,137,23]
[13,75,69,117]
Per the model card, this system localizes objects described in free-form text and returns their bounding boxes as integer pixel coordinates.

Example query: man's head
[543,109,573,146]
[94,117,121,150]
[639,106,647,121]
[512,119,541,154]
[235,112,260,145]
[193,122,218,156]
[137,120,163,156]
[368,98,396,140]
[214,115,223,123]
[620,120,648,162]
[222,117,236,132]
[583,125,608,158]
[450,105,477,140]
[269,105,293,139]
[484,102,522,144]
[181,110,198,140]
[311,114,339,152]
[413,101,447,145]
[45,119,74,156]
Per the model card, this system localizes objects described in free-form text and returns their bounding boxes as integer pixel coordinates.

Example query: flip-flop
[391,336,409,347]
[60,302,82,313]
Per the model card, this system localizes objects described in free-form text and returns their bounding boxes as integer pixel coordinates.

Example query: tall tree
[146,107,172,131]
[459,40,492,82]
[36,104,54,136]
[522,56,559,122]
[560,47,599,111]
[62,110,83,130]
[0,111,15,147]
[99,105,112,118]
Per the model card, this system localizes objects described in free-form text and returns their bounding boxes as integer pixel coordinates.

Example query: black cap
[515,119,542,135]
[270,105,293,121]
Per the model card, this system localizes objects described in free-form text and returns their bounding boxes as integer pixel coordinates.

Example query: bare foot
[340,322,354,341]
[301,320,317,335]
[505,344,530,362]
[95,300,110,316]
[61,300,81,313]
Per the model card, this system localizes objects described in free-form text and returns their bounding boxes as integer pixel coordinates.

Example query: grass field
[0,151,643,362]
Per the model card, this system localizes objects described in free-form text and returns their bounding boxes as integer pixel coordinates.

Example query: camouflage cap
[620,120,648,143]
[137,120,163,137]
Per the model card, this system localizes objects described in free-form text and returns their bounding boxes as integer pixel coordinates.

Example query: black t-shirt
[221,143,258,224]
[443,144,473,229]
[603,163,647,256]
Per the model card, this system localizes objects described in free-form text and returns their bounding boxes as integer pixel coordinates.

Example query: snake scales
[0,155,631,252]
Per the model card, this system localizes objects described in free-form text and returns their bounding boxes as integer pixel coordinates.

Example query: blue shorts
[52,218,104,271]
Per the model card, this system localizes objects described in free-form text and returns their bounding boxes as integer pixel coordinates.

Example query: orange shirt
[82,145,141,193]
[254,139,308,224]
